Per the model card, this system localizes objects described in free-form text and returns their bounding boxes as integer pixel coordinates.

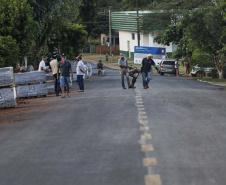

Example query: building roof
[111,11,154,31]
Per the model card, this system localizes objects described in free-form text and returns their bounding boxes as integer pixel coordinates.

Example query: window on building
[132,33,135,40]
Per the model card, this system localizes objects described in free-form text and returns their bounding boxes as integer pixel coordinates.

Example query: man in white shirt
[38,56,48,71]
[76,55,85,92]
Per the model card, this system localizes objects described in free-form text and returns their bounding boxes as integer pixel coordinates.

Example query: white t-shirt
[76,60,84,75]
[38,60,46,71]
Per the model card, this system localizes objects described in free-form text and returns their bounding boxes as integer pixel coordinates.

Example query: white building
[111,11,177,58]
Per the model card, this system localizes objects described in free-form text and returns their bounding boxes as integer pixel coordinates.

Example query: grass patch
[193,76,226,85]
[81,53,133,64]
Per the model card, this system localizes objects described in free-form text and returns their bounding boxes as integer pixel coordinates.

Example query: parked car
[159,60,176,76]
[190,65,214,77]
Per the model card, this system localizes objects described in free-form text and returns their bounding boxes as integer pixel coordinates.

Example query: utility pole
[109,6,112,55]
[136,0,140,46]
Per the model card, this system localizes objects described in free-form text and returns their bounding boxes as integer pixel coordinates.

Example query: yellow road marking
[139,112,146,115]
[139,120,148,125]
[143,158,157,166]
[138,108,145,111]
[145,175,162,185]
[136,98,142,101]
[141,134,152,140]
[140,116,147,119]
[137,101,143,104]
[137,105,144,107]
[140,126,150,131]
[141,145,154,151]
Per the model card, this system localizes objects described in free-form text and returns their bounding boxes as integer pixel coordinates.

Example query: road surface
[0,69,226,185]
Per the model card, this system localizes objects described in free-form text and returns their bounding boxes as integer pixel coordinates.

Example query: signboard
[134,46,166,65]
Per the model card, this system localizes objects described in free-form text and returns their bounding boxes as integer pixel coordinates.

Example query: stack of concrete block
[17,84,48,98]
[15,71,46,85]
[0,67,16,108]
[0,67,14,87]
[45,81,55,94]
[92,64,98,75]
[0,87,17,108]
[86,63,92,78]
[46,72,54,81]
[70,61,77,73]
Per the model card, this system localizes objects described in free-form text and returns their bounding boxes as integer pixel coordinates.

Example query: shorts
[60,76,70,87]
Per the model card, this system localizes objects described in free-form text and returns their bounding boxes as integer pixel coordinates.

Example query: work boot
[147,85,149,88]
[123,86,126,89]
[144,86,147,89]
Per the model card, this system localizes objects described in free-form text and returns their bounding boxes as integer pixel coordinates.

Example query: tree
[140,0,215,34]
[57,24,88,58]
[0,0,37,66]
[28,0,82,57]
[155,2,226,79]
[0,36,20,68]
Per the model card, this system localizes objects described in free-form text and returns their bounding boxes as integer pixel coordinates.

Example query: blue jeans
[142,72,151,87]
[53,74,61,95]
[60,76,70,87]
[77,75,84,90]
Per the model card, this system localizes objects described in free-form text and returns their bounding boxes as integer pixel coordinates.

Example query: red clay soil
[0,94,58,124]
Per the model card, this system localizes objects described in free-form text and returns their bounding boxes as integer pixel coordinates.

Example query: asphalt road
[0,69,226,185]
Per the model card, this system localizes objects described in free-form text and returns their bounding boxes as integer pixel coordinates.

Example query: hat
[120,53,125,58]
[99,59,102,61]
[77,56,82,60]
[61,53,66,57]
[147,54,153,58]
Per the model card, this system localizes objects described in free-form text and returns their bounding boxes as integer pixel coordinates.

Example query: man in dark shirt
[141,54,158,89]
[57,53,73,98]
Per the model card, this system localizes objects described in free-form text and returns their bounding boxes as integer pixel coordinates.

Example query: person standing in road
[57,53,73,98]
[184,59,190,75]
[38,56,48,71]
[175,59,179,76]
[141,54,158,89]
[50,54,61,96]
[106,53,108,63]
[76,55,85,92]
[118,53,130,89]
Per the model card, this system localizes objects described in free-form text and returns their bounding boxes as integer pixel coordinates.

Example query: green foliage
[0,36,20,68]
[0,0,37,61]
[58,24,88,59]
[140,0,215,34]
[28,0,82,56]
[158,2,226,79]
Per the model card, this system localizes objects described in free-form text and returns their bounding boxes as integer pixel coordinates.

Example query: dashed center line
[141,134,152,140]
[143,158,157,166]
[141,144,154,151]
[145,175,162,185]
[135,89,162,185]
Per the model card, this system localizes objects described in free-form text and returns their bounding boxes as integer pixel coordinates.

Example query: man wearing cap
[118,53,130,89]
[141,54,158,89]
[97,59,104,76]
[57,53,73,98]
[50,54,61,96]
